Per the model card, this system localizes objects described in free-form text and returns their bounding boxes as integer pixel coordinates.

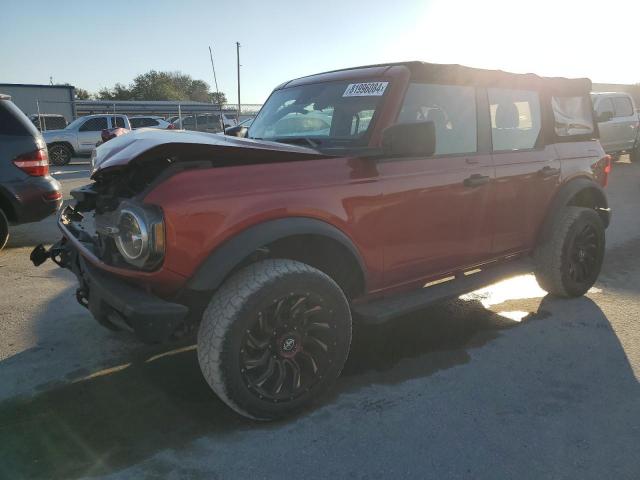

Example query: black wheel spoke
[245,349,270,369]
[239,291,338,402]
[254,357,276,387]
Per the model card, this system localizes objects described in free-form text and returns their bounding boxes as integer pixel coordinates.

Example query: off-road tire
[534,207,605,297]
[48,143,72,166]
[197,259,352,420]
[0,209,8,251]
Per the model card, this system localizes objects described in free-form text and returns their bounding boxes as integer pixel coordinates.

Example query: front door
[611,95,637,152]
[77,116,108,154]
[376,83,494,290]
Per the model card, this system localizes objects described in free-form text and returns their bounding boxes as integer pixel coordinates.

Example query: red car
[33,62,611,420]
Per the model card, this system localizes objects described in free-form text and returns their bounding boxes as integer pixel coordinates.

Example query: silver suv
[43,114,131,166]
[592,92,639,161]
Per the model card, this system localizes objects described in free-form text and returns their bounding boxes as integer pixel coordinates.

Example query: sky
[1,0,639,104]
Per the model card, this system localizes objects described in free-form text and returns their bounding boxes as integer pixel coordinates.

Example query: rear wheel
[0,209,8,251]
[197,259,352,420]
[48,144,72,166]
[534,207,605,297]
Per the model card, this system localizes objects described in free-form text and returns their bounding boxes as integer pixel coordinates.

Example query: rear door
[611,95,637,152]
[488,88,560,255]
[77,116,108,153]
[377,83,495,289]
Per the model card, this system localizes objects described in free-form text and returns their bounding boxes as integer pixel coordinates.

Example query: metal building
[0,83,76,121]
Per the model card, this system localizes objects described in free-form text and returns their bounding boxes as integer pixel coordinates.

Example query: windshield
[64,117,86,130]
[248,80,388,149]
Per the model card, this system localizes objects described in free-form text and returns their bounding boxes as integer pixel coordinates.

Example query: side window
[613,97,633,117]
[488,89,541,151]
[595,98,615,119]
[147,118,159,126]
[130,118,143,128]
[552,96,594,137]
[398,83,477,155]
[79,117,108,132]
[111,116,126,128]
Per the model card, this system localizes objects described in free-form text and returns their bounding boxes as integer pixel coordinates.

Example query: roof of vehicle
[130,115,164,119]
[29,113,66,118]
[281,61,591,95]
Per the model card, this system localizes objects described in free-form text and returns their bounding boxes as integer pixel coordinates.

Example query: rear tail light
[13,148,49,176]
[43,191,62,202]
[167,123,176,129]
[592,154,612,188]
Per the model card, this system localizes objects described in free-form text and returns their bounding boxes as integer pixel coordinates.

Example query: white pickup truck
[43,114,131,166]
[592,92,639,162]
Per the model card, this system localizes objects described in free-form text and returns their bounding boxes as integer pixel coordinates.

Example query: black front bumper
[45,238,189,344]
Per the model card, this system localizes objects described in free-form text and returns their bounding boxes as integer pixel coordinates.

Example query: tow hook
[30,240,71,268]
[30,244,50,267]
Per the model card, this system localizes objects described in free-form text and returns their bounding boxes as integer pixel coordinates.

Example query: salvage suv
[32,62,611,420]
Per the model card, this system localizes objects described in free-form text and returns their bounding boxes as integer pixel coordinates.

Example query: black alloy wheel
[48,144,72,166]
[239,292,337,403]
[567,223,601,284]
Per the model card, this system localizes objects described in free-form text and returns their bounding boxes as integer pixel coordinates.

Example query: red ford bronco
[32,62,611,420]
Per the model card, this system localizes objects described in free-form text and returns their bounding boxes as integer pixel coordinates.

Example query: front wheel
[0,209,8,251]
[534,207,605,297]
[48,144,72,166]
[197,259,352,420]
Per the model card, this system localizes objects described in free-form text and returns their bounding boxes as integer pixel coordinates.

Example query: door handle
[464,174,490,187]
[538,166,561,177]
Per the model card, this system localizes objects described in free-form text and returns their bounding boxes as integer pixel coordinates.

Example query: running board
[353,259,533,325]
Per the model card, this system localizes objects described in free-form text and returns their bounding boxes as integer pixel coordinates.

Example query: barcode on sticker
[343,82,389,97]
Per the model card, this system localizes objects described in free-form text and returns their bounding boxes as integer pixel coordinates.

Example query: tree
[74,88,91,100]
[97,70,227,104]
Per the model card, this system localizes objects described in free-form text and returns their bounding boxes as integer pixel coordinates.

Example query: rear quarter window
[0,100,39,136]
[552,96,594,137]
[613,96,634,117]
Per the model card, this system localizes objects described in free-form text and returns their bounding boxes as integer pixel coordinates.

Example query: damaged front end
[31,152,188,343]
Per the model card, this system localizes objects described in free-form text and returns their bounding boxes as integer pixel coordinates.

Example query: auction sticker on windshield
[343,82,389,97]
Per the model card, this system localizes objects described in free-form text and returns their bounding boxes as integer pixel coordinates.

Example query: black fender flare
[186,217,367,292]
[537,177,610,245]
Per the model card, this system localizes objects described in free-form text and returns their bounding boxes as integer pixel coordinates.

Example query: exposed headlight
[111,202,164,269]
[115,209,148,261]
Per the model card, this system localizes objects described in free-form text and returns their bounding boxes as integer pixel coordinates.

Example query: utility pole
[236,41,241,122]
[209,45,223,131]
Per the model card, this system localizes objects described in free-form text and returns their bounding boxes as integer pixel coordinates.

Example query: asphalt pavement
[0,158,639,479]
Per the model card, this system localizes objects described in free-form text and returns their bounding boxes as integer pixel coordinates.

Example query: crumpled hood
[91,128,328,178]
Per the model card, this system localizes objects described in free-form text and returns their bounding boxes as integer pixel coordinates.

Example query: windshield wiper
[269,137,321,148]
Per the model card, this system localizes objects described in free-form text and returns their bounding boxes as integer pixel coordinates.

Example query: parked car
[591,92,639,161]
[0,94,62,251]
[224,117,254,136]
[32,62,611,420]
[29,113,68,131]
[42,114,131,166]
[129,116,175,130]
[172,113,237,132]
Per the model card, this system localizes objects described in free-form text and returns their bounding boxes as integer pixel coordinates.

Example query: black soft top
[286,61,591,96]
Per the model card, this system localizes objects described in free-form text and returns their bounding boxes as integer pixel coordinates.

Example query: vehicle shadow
[2,286,632,479]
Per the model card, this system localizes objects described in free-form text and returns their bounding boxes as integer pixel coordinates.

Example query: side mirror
[597,111,613,123]
[225,125,248,138]
[382,121,436,157]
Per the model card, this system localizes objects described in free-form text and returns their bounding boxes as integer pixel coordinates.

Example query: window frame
[612,96,634,118]
[389,82,483,160]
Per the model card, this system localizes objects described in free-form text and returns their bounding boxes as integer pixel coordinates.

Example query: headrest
[495,102,519,128]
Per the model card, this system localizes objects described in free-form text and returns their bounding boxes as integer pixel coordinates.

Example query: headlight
[115,209,148,261]
[111,202,164,269]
